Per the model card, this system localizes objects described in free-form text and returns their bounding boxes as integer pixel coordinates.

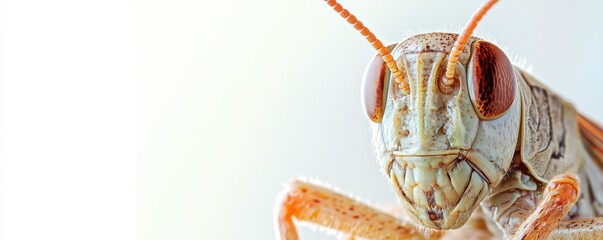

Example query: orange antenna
[324,0,408,92]
[444,0,498,85]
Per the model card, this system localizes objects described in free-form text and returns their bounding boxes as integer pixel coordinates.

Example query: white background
[139,1,603,239]
[2,0,603,240]
[1,0,136,239]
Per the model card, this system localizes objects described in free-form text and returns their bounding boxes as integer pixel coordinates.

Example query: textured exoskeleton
[371,32,603,237]
[276,1,603,239]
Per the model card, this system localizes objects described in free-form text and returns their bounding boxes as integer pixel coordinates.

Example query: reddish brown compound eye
[362,53,388,123]
[468,41,516,120]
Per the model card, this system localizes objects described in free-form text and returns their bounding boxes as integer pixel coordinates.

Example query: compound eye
[468,41,516,120]
[362,53,389,123]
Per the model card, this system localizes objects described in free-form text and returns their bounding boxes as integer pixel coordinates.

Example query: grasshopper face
[367,32,521,229]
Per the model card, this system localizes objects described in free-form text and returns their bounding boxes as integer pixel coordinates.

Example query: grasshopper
[275,0,603,239]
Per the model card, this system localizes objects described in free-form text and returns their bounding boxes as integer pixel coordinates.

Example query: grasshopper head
[365,32,521,229]
[323,0,519,230]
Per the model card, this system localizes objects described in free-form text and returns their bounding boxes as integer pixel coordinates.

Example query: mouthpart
[388,150,490,229]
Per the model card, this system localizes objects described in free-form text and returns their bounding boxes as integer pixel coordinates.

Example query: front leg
[547,217,603,239]
[510,173,603,239]
[275,179,437,240]
[511,174,580,240]
[484,170,603,239]
[484,173,580,239]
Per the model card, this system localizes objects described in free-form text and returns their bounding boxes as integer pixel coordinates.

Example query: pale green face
[369,33,521,229]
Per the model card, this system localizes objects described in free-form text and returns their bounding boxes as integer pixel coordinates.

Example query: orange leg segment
[547,217,603,239]
[510,174,580,240]
[275,179,433,240]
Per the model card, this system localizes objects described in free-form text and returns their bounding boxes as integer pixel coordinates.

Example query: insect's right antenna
[324,0,408,93]
[444,0,498,85]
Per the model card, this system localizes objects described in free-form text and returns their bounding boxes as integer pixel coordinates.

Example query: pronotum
[275,0,603,239]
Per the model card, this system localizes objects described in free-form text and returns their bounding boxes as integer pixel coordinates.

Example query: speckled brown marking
[426,189,436,207]
[399,32,479,58]
[276,180,430,240]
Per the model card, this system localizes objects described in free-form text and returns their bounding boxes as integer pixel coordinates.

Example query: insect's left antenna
[444,0,498,85]
[323,0,408,93]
